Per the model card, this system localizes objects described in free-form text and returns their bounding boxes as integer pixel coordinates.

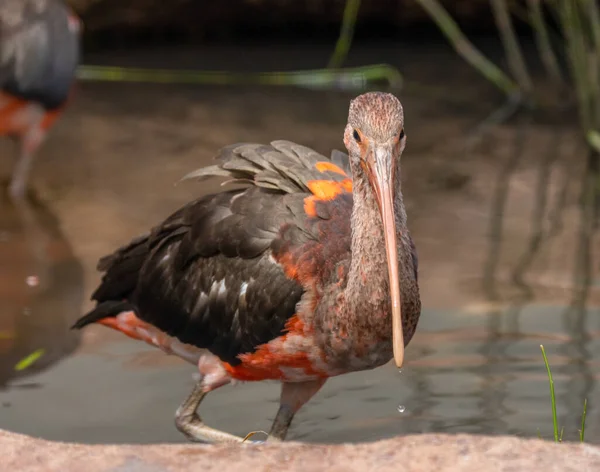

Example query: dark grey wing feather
[83,188,308,365]
[182,140,351,193]
[0,0,80,109]
[330,149,351,174]
[76,141,353,364]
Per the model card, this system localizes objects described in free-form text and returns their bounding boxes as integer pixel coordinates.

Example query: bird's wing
[182,140,351,192]
[0,0,80,109]
[75,141,354,365]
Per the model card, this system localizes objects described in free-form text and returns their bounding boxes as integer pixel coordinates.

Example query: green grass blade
[14,349,45,372]
[540,344,559,443]
[559,426,564,443]
[580,398,588,442]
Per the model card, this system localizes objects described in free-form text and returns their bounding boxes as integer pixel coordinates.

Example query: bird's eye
[399,129,405,140]
[353,130,361,143]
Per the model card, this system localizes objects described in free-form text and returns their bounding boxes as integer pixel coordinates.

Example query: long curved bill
[367,144,404,368]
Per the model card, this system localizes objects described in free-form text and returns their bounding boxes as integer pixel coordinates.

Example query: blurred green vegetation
[416,1,600,142]
[73,0,600,143]
[70,0,599,144]
[415,1,600,266]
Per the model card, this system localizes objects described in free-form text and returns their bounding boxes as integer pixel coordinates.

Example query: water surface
[0,43,597,445]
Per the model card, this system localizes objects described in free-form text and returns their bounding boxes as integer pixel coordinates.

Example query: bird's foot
[175,378,242,444]
[175,409,243,444]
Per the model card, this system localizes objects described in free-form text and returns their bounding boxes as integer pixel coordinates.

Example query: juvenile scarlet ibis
[0,0,81,199]
[73,92,422,443]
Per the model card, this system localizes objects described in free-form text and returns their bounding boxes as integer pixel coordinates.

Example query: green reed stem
[328,0,361,69]
[490,0,532,93]
[540,344,559,443]
[414,0,519,97]
[583,0,600,60]
[581,0,600,128]
[526,0,564,84]
[555,1,592,131]
[580,398,587,442]
[76,63,403,91]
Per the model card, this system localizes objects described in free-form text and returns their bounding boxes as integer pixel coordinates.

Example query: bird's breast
[318,310,394,374]
[221,308,393,382]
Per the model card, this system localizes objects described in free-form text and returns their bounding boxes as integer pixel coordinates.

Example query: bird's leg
[267,378,327,442]
[9,147,34,199]
[174,353,242,444]
[174,381,243,444]
[9,130,44,200]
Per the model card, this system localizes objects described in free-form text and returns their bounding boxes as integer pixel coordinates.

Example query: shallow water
[0,43,598,445]
[2,303,598,444]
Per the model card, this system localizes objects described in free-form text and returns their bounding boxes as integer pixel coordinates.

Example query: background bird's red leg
[268,378,327,441]
[9,132,42,199]
[9,108,61,199]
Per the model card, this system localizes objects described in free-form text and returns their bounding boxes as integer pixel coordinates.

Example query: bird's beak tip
[393,352,404,369]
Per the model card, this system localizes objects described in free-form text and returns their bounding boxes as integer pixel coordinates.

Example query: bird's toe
[242,430,269,443]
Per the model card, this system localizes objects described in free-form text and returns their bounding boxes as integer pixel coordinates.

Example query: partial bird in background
[0,0,81,199]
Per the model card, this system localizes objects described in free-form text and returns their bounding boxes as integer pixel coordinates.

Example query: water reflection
[467,108,596,442]
[0,77,597,444]
[0,188,84,390]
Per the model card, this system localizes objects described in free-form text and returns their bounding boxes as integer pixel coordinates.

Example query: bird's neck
[345,173,415,332]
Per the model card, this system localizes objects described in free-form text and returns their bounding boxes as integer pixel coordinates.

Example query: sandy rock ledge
[2,429,600,472]
[0,431,600,472]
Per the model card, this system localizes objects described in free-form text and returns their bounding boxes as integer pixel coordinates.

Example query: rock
[2,429,600,472]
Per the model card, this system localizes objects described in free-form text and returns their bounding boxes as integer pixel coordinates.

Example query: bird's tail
[71,300,137,329]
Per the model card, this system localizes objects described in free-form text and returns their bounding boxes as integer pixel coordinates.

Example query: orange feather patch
[304,178,352,217]
[235,165,355,382]
[307,179,352,198]
[315,161,348,176]
[223,315,327,381]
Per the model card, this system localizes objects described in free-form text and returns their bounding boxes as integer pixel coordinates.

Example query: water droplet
[397,405,406,413]
[25,275,39,287]
[397,369,402,375]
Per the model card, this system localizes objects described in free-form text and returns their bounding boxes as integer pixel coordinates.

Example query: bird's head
[343,92,407,369]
